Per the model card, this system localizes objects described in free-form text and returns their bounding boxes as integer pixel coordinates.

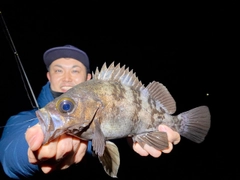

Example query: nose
[63,72,72,82]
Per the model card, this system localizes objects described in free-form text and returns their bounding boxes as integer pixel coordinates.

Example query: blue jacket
[0,82,92,179]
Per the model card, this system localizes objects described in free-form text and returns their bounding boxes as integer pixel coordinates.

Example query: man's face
[47,58,91,93]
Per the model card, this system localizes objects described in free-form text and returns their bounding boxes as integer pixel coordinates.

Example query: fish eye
[56,97,75,113]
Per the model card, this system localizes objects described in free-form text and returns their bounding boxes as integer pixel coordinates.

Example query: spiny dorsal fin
[145,81,176,114]
[92,62,144,91]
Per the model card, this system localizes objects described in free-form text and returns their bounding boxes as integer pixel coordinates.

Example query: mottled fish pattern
[36,62,211,178]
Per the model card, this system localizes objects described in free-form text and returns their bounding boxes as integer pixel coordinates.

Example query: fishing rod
[0,11,39,109]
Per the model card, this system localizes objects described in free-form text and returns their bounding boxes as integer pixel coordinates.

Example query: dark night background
[0,1,238,180]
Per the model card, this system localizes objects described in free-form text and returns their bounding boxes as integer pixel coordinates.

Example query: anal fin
[98,141,120,178]
[133,131,169,150]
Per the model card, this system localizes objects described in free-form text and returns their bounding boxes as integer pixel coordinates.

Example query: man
[0,45,180,179]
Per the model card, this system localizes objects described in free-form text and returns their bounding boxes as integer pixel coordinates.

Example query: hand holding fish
[25,124,88,173]
[25,123,180,174]
[130,125,180,157]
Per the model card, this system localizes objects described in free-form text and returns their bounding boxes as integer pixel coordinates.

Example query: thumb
[25,123,44,151]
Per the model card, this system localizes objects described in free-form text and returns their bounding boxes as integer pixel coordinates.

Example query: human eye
[55,69,62,73]
[72,69,80,74]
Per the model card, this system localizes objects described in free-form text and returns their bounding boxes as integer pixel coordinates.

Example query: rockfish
[36,62,211,178]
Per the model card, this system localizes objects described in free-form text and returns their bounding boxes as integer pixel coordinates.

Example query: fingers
[72,137,87,163]
[38,135,72,174]
[25,124,44,151]
[132,143,149,156]
[133,142,163,157]
[57,137,88,170]
[56,134,73,160]
[35,135,76,173]
[132,125,181,157]
[162,142,173,153]
[41,163,54,174]
[32,139,60,173]
[143,144,162,157]
[158,125,181,145]
[26,130,88,174]
[27,148,38,164]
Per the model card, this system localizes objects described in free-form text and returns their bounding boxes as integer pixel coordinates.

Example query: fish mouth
[36,109,51,144]
[36,109,47,128]
[36,108,65,144]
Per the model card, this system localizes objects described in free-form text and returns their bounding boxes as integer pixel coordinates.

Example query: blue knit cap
[43,45,90,73]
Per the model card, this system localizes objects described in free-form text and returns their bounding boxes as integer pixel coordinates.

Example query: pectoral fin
[133,131,169,150]
[92,119,105,156]
[98,141,120,178]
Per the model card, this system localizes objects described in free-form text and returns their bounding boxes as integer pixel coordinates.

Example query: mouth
[36,109,47,127]
[35,109,50,144]
[36,108,66,144]
[61,86,73,92]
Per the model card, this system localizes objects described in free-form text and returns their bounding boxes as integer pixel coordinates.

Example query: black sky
[0,1,238,179]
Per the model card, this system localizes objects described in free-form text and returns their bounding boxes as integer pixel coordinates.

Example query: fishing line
[0,11,39,109]
[0,118,38,129]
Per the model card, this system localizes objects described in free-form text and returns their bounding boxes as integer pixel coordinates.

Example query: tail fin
[177,106,211,143]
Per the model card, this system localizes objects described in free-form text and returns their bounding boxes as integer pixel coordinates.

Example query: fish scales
[79,79,159,139]
[36,61,211,178]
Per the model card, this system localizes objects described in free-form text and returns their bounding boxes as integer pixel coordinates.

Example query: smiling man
[0,44,181,179]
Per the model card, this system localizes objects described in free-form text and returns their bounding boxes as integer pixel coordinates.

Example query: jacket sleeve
[0,110,41,179]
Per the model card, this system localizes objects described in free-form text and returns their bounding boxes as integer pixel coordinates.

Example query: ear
[87,73,92,81]
[46,72,50,81]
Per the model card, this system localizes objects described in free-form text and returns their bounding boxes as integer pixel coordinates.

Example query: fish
[36,61,211,178]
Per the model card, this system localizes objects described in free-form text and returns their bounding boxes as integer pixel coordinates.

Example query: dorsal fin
[92,62,176,114]
[145,81,176,114]
[92,62,144,91]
